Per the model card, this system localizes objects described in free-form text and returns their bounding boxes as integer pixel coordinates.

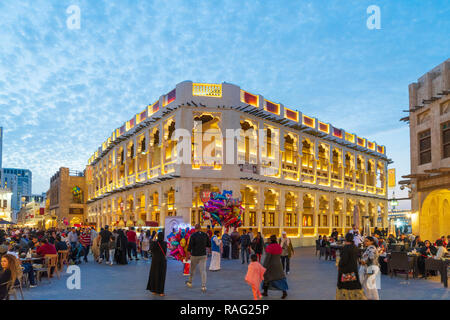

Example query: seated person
[418,240,438,277]
[36,238,57,257]
[434,239,448,259]
[70,242,85,265]
[54,235,68,251]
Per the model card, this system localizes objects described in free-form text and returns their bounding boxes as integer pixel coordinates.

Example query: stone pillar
[279,189,285,232]
[297,191,303,237]
[313,192,319,236]
[174,178,192,224]
[256,185,264,232]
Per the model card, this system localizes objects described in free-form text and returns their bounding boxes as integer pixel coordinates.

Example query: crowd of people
[327,225,450,300]
[2,223,447,300]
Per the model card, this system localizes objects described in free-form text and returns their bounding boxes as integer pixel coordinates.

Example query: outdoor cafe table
[425,258,450,288]
[386,252,420,278]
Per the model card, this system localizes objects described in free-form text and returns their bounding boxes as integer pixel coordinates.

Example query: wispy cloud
[0,0,448,196]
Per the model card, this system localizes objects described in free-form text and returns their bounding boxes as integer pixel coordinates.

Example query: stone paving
[20,247,449,300]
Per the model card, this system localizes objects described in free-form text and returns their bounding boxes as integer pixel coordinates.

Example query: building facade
[402,59,450,241]
[0,168,32,219]
[86,81,389,245]
[0,187,13,222]
[46,167,86,228]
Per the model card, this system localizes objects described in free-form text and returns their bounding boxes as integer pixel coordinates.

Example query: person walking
[147,232,167,296]
[239,229,251,264]
[99,226,112,264]
[245,254,266,300]
[79,229,91,263]
[230,228,240,259]
[262,235,288,299]
[221,231,231,259]
[336,233,366,300]
[186,224,211,292]
[251,232,264,262]
[360,236,380,300]
[209,230,222,271]
[67,228,78,249]
[126,227,139,261]
[279,232,294,274]
[115,230,128,265]
[141,230,151,260]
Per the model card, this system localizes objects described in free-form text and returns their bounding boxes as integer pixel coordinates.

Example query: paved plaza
[21,247,449,300]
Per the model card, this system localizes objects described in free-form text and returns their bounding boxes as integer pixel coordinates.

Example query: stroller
[70,243,85,265]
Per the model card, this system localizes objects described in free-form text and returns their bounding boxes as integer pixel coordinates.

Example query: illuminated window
[264,100,279,115]
[284,108,298,121]
[302,115,315,128]
[241,90,258,107]
[332,127,343,139]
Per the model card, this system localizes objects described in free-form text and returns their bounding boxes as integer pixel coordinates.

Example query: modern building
[45,167,86,228]
[85,81,389,246]
[0,168,32,219]
[0,187,13,222]
[402,58,450,241]
[16,199,45,228]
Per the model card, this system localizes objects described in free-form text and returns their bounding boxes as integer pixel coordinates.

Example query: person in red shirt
[36,238,57,257]
[126,227,139,261]
[80,229,92,263]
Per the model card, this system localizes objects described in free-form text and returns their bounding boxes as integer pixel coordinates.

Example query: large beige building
[403,59,450,241]
[86,81,389,245]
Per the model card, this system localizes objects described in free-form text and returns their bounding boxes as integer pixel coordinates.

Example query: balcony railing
[137,171,147,182]
[192,83,222,97]
[164,161,176,174]
[117,178,124,188]
[126,175,135,185]
[149,166,161,178]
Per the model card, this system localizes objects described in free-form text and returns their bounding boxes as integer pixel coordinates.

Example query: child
[245,254,266,300]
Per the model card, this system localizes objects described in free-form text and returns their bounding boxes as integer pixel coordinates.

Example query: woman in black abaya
[115,229,128,265]
[146,232,167,296]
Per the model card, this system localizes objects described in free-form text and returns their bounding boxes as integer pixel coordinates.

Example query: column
[175,178,192,223]
[297,190,303,237]
[279,189,285,233]
[313,192,319,236]
[256,185,264,233]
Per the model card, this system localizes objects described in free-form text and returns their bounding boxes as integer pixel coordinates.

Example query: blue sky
[0,0,449,208]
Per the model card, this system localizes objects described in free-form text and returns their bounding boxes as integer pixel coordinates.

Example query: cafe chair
[388,252,411,280]
[35,254,60,283]
[424,258,441,279]
[57,250,69,272]
[8,277,24,300]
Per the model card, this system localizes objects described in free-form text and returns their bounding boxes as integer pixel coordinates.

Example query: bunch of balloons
[200,190,243,232]
[167,227,195,262]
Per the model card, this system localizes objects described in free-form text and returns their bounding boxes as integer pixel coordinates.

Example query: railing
[282,168,298,180]
[117,178,124,188]
[261,165,279,177]
[192,83,222,97]
[356,183,365,192]
[376,187,385,195]
[367,185,376,193]
[164,161,176,174]
[149,166,161,178]
[126,175,135,185]
[137,171,147,182]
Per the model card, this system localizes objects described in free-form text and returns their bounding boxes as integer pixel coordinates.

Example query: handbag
[340,272,357,282]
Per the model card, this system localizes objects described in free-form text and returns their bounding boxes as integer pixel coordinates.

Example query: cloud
[0,0,448,201]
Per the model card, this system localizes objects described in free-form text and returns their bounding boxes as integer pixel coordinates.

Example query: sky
[0,0,449,209]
